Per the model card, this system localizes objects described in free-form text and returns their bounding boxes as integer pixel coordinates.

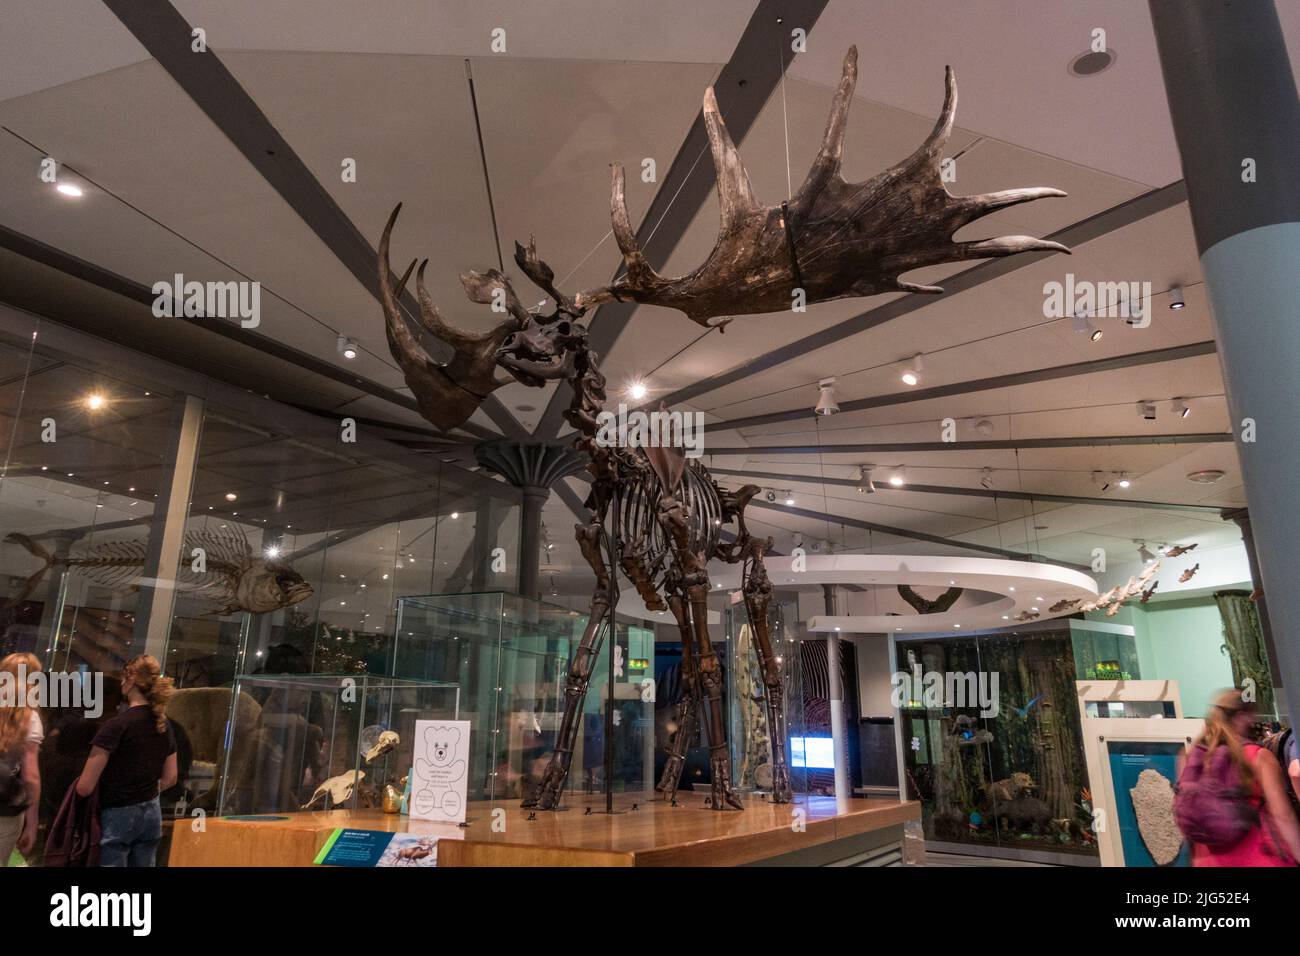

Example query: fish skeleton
[1164,543,1198,558]
[5,526,313,615]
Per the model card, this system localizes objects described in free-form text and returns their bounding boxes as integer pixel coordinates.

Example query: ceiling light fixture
[1186,469,1226,484]
[225,492,238,501]
[856,464,875,494]
[264,546,281,559]
[765,489,776,502]
[900,353,923,386]
[1071,310,1102,341]
[1169,286,1185,310]
[889,468,905,487]
[814,377,840,416]
[56,182,84,198]
[84,393,107,411]
[1136,541,1157,563]
[1091,470,1111,492]
[1117,473,1132,489]
[1139,401,1157,421]
[980,467,994,490]
[974,418,994,437]
[628,381,647,401]
[783,490,795,506]
[337,336,358,360]
[1173,398,1190,419]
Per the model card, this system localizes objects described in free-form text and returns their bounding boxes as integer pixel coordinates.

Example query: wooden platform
[168,793,919,867]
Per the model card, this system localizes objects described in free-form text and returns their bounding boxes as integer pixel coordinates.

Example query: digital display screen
[790,736,835,769]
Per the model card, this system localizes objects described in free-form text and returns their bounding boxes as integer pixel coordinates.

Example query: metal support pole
[821,584,851,803]
[518,486,548,601]
[132,393,204,660]
[1150,0,1300,716]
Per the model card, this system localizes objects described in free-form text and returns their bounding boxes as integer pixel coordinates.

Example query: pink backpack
[1174,744,1258,848]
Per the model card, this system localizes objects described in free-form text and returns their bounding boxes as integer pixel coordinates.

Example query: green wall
[1085,597,1235,718]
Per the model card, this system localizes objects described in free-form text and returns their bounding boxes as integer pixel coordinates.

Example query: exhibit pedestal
[167,794,919,867]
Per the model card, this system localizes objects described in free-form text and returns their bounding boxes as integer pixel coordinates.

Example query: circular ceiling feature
[1069,49,1117,77]
[1186,469,1226,484]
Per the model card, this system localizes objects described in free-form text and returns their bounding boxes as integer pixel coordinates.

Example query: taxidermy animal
[1179,563,1200,583]
[1048,598,1081,614]
[1164,543,1198,558]
[1140,580,1159,603]
[898,584,962,614]
[985,772,1035,804]
[999,795,1053,834]
[303,771,365,810]
[4,527,313,615]
[376,46,1067,811]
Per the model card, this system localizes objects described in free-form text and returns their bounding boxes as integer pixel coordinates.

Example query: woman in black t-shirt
[76,655,177,867]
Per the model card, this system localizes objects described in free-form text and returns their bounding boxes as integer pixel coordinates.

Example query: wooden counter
[167,792,919,867]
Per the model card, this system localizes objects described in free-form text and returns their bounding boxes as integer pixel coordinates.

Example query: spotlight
[1136,541,1157,563]
[1091,470,1111,492]
[337,336,358,360]
[84,393,107,411]
[974,419,994,437]
[1117,474,1131,489]
[628,381,647,401]
[55,182,83,198]
[765,489,776,502]
[1169,286,1185,310]
[792,532,804,549]
[814,377,840,416]
[450,511,459,519]
[1139,401,1157,421]
[980,467,994,490]
[1071,310,1102,341]
[855,465,875,494]
[889,468,905,487]
[900,353,923,387]
[1173,398,1190,419]
[264,546,281,559]
[225,492,238,501]
[783,491,795,506]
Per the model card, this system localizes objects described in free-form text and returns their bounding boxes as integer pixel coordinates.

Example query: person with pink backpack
[1175,689,1300,866]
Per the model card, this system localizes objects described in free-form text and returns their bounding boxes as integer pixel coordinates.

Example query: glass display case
[393,591,656,808]
[213,674,457,816]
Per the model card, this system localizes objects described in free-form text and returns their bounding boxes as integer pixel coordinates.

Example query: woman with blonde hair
[76,655,177,866]
[0,652,43,865]
[1178,688,1300,866]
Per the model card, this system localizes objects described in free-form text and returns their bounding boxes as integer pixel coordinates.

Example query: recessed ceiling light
[225,492,238,501]
[1069,48,1117,77]
[1186,469,1226,485]
[1173,398,1191,419]
[56,182,83,198]
[85,393,107,410]
[450,511,459,519]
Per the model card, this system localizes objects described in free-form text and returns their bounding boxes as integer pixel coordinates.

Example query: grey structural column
[132,393,205,659]
[474,440,587,601]
[821,585,851,803]
[1150,0,1300,718]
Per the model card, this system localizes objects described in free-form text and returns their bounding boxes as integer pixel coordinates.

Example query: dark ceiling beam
[705,432,1232,456]
[654,181,1190,413]
[710,466,1228,513]
[100,0,523,438]
[705,340,1218,433]
[0,224,444,421]
[747,499,1067,565]
[533,0,830,439]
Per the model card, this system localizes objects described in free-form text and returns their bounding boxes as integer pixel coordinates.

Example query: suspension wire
[779,37,793,201]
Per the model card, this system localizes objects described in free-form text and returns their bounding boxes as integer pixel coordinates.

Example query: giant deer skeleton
[377,47,1068,811]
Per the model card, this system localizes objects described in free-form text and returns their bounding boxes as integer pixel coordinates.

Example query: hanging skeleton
[376,47,1067,810]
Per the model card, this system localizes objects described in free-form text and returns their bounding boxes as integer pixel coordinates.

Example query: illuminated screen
[790,736,835,769]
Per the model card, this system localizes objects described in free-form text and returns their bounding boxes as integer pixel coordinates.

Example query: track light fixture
[1139,401,1157,421]
[783,490,795,506]
[980,467,994,490]
[1169,286,1185,310]
[628,380,648,400]
[1173,398,1190,419]
[1071,310,1103,341]
[765,489,776,502]
[1117,473,1131,489]
[900,353,923,386]
[856,464,875,494]
[814,376,840,416]
[1136,541,1157,563]
[1090,470,1110,492]
[889,468,905,487]
[337,335,358,360]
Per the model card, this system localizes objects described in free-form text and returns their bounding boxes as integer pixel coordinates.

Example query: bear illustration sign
[410,720,470,824]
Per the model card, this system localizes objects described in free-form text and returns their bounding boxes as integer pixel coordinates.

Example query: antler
[579,46,1070,327]
[377,204,524,429]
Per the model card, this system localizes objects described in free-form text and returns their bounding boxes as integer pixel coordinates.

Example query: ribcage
[617,460,723,575]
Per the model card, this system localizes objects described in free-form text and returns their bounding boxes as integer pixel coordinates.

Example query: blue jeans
[99,797,162,867]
